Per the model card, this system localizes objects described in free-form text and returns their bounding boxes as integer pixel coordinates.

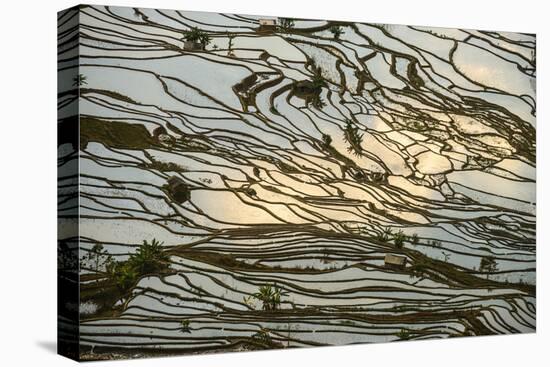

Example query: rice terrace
[57,4,536,361]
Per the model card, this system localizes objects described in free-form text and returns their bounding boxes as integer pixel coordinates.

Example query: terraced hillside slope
[57,5,536,360]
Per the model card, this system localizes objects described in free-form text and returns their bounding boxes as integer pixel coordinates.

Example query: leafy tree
[393,230,407,249]
[81,243,113,272]
[377,227,393,242]
[479,256,498,274]
[252,284,287,311]
[278,18,295,32]
[180,319,191,333]
[73,73,87,87]
[128,239,169,274]
[183,27,212,46]
[329,25,344,40]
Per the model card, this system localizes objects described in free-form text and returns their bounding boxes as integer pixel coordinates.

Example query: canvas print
[57,4,536,361]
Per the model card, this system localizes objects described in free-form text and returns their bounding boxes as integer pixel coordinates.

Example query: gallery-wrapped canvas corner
[57,4,536,362]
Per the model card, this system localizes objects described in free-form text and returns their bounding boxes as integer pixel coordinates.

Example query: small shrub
[344,120,364,156]
[322,134,332,147]
[106,238,169,291]
[180,319,191,333]
[393,230,407,249]
[329,25,344,40]
[73,73,87,87]
[278,18,295,31]
[81,243,113,272]
[377,227,393,243]
[228,34,235,51]
[429,239,442,248]
[396,328,411,340]
[107,261,139,291]
[251,328,275,347]
[140,159,185,172]
[409,259,429,277]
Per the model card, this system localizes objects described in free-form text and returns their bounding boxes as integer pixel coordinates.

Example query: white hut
[258,18,277,32]
[259,19,276,26]
[384,254,407,268]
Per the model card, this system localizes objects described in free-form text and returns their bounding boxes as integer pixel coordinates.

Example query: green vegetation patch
[251,284,287,311]
[80,239,171,319]
[139,158,186,172]
[80,117,154,150]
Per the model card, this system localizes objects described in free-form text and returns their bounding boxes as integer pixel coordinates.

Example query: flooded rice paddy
[57,5,536,360]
